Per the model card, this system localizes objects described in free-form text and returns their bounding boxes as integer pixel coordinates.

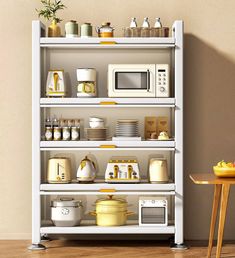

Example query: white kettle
[77,156,97,182]
[149,158,169,183]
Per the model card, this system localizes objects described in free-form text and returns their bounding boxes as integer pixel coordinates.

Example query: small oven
[139,197,168,226]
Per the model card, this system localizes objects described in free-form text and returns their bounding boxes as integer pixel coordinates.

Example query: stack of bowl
[87,117,107,141]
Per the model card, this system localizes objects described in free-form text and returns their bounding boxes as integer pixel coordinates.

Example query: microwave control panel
[156,64,170,97]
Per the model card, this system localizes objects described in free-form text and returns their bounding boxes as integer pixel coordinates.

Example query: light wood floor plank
[0,240,235,258]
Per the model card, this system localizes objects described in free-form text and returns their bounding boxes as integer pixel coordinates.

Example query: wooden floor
[0,240,235,258]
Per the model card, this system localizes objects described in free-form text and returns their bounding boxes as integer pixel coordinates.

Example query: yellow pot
[48,20,61,37]
[90,210,134,226]
[90,195,134,226]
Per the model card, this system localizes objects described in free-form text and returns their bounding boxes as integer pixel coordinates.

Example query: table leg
[216,184,230,258]
[207,184,222,258]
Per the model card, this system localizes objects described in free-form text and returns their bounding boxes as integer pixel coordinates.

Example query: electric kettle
[76,156,97,182]
[149,158,168,183]
[47,157,72,183]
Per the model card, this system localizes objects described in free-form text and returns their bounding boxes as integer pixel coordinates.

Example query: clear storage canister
[71,127,80,140]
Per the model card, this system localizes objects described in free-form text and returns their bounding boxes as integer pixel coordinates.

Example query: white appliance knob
[160,87,165,92]
[61,208,69,215]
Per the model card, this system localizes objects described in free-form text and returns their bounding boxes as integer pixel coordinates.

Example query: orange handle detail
[99,189,116,193]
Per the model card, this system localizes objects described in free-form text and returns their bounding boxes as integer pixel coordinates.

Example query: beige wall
[0,0,235,240]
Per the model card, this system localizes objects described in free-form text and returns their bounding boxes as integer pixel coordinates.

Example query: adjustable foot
[41,234,51,242]
[170,243,188,250]
[28,244,46,250]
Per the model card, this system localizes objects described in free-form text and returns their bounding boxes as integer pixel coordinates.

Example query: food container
[80,23,92,38]
[53,127,62,141]
[90,195,133,226]
[141,27,150,37]
[45,127,53,141]
[89,117,104,128]
[65,20,78,38]
[71,126,80,140]
[96,22,114,37]
[51,198,83,227]
[62,127,71,141]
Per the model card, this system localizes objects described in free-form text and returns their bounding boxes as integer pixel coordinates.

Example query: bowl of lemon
[213,160,235,177]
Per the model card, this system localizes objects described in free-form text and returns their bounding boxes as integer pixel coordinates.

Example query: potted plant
[36,0,66,37]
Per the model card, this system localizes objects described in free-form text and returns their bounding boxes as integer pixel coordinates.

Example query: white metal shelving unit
[31,20,184,250]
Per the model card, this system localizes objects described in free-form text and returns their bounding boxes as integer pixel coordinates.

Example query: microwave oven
[139,197,168,226]
[108,64,170,98]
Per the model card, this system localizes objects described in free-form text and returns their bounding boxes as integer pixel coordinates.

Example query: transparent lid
[51,198,83,207]
[99,22,114,33]
[96,195,127,206]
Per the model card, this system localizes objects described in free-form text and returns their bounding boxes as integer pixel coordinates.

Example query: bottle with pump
[142,17,150,28]
[154,18,162,28]
[130,18,137,28]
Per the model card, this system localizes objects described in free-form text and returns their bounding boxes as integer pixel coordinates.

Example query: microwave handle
[147,69,150,92]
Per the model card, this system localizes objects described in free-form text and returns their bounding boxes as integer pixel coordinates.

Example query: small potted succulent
[36,0,66,37]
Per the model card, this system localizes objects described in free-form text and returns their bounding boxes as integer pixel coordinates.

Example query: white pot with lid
[51,198,83,227]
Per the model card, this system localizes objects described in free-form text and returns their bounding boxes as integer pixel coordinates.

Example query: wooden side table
[190,174,235,258]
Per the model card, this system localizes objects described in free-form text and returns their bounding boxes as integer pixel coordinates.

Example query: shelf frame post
[173,20,184,246]
[31,20,44,248]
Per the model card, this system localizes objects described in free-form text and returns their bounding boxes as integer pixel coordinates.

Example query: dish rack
[30,20,184,250]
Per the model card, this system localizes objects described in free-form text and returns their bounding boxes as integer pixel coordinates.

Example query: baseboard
[0,233,31,240]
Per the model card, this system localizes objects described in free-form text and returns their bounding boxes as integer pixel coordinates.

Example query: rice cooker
[51,198,83,227]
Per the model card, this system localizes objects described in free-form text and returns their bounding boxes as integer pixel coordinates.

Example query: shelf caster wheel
[41,234,51,242]
[170,243,188,250]
[28,244,46,250]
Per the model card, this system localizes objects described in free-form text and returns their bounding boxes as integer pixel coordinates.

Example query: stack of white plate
[115,119,139,137]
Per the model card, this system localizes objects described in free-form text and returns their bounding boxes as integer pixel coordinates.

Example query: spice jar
[71,127,80,141]
[62,127,71,141]
[45,127,53,141]
[53,127,62,141]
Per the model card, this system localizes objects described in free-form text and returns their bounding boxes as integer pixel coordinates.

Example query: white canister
[51,198,83,227]
[65,20,79,38]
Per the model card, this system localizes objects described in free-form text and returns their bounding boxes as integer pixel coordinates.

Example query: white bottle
[130,17,137,28]
[142,17,150,28]
[154,18,162,28]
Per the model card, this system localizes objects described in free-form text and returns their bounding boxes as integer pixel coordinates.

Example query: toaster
[47,157,72,183]
[105,156,140,183]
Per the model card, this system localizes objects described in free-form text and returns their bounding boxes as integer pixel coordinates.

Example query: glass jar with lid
[96,22,114,37]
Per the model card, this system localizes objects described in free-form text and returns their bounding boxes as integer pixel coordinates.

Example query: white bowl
[89,121,105,128]
[89,117,104,122]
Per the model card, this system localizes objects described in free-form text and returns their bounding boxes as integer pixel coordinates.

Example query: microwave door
[111,69,155,97]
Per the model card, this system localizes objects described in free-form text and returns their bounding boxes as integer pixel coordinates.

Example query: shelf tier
[40,98,175,108]
[40,224,175,235]
[40,37,175,49]
[40,140,175,150]
[40,183,175,192]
